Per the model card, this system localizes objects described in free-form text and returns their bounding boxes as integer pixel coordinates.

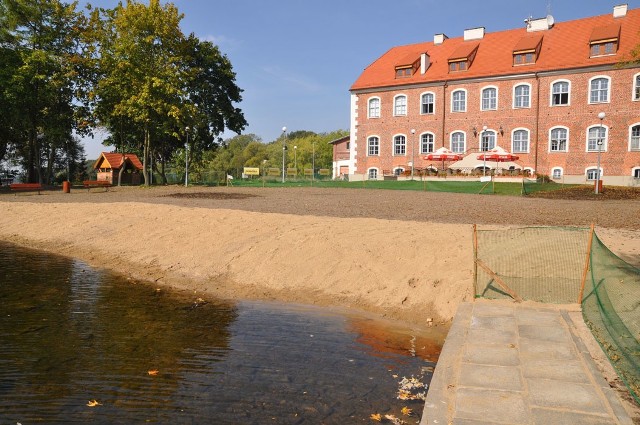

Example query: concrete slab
[420,301,634,425]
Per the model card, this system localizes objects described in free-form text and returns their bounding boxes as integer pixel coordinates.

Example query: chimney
[613,4,628,18]
[434,33,448,45]
[421,53,431,74]
[464,27,485,41]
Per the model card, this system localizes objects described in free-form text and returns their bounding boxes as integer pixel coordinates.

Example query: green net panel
[475,226,590,303]
[582,233,640,403]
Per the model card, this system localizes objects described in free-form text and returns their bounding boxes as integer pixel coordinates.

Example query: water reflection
[0,242,439,424]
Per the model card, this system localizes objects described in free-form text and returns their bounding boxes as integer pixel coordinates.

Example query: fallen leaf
[401,406,413,416]
[87,400,101,407]
[370,413,382,421]
[148,369,159,376]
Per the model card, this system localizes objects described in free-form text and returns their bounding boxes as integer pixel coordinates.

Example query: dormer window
[512,35,542,66]
[448,43,478,73]
[395,67,413,78]
[589,24,620,58]
[394,54,419,79]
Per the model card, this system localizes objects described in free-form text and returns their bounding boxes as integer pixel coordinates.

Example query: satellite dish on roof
[546,15,555,27]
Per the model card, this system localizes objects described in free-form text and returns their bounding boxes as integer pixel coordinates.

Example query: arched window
[420,133,435,154]
[481,86,498,110]
[367,136,380,156]
[421,92,435,114]
[551,168,563,179]
[368,168,378,180]
[451,132,466,153]
[549,127,568,152]
[551,80,570,106]
[630,124,640,151]
[513,84,531,108]
[512,129,529,153]
[393,135,406,155]
[587,125,608,152]
[634,73,640,101]
[451,89,466,112]
[368,97,380,118]
[394,95,407,116]
[589,76,610,104]
[586,168,601,181]
[480,130,496,151]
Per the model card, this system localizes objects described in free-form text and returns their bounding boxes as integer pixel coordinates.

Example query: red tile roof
[512,34,543,52]
[351,8,640,91]
[589,23,621,42]
[93,152,144,171]
[449,42,479,61]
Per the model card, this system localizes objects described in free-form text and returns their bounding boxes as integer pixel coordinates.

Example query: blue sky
[81,0,640,158]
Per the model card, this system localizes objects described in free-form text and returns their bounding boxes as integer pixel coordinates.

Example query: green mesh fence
[474,226,590,303]
[582,233,640,403]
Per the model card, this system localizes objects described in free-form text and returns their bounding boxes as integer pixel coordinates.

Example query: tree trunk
[142,126,149,185]
[117,153,125,186]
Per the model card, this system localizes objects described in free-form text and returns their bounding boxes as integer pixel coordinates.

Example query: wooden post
[473,224,478,298]
[476,259,523,303]
[578,223,596,304]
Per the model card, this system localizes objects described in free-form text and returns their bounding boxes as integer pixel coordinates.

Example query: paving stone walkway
[420,301,634,425]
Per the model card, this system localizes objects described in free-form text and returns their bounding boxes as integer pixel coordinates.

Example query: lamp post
[595,112,606,194]
[281,126,287,183]
[185,126,189,187]
[410,128,416,180]
[294,145,297,174]
[481,125,488,176]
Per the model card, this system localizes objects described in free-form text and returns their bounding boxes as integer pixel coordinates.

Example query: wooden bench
[9,183,43,195]
[83,180,111,192]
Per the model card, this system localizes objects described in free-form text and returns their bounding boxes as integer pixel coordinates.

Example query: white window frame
[480,85,498,111]
[420,132,435,154]
[451,89,467,113]
[393,167,405,176]
[632,167,640,179]
[450,131,466,153]
[588,75,611,104]
[585,167,602,181]
[368,168,379,180]
[393,134,406,156]
[550,79,571,106]
[513,83,531,109]
[586,125,609,152]
[393,94,407,116]
[549,126,569,152]
[420,91,436,115]
[629,123,640,152]
[367,135,380,156]
[511,128,530,153]
[551,167,563,180]
[368,97,381,119]
[634,73,640,102]
[480,130,496,152]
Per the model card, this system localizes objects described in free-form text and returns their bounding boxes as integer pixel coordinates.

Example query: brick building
[349,5,640,185]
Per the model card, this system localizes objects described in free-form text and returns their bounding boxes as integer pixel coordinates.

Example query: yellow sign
[303,168,313,176]
[287,168,297,176]
[267,168,280,176]
[318,169,331,176]
[244,167,260,176]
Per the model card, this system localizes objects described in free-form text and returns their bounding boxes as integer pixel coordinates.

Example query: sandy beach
[1,186,638,326]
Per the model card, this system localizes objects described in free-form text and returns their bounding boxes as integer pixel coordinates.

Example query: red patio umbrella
[476,146,519,174]
[424,147,463,171]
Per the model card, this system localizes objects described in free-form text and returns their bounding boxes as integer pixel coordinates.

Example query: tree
[86,1,247,186]
[1,0,84,183]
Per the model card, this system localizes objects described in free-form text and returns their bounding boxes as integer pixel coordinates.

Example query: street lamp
[481,125,488,176]
[294,145,297,174]
[281,126,287,183]
[595,112,606,194]
[185,126,189,187]
[410,129,416,180]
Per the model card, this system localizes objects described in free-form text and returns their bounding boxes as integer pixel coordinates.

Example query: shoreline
[1,186,638,328]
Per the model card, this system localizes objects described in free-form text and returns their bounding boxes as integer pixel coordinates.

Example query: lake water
[0,242,440,424]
